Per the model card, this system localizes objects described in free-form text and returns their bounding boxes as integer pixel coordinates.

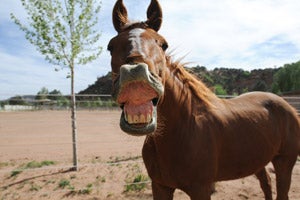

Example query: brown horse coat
[108,1,300,199]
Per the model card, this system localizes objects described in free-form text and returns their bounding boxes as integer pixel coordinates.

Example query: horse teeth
[124,112,128,121]
[140,114,146,123]
[127,114,133,124]
[147,114,152,123]
[125,112,152,124]
[133,115,139,123]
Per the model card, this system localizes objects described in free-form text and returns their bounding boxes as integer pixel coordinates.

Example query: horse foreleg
[255,167,273,200]
[152,181,175,200]
[185,184,212,200]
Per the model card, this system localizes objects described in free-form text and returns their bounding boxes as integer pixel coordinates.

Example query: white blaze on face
[128,28,146,57]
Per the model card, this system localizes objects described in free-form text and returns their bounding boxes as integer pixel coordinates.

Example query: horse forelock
[119,22,149,33]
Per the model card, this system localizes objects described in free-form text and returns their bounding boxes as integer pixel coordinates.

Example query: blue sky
[0,0,300,99]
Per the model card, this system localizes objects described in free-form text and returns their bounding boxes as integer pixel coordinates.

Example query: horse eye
[162,42,168,51]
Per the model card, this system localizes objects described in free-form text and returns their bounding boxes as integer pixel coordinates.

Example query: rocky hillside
[79,67,280,95]
[79,72,112,95]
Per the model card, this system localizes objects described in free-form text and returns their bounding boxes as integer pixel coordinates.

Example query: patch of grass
[58,179,71,189]
[101,177,106,183]
[62,183,93,196]
[78,183,93,195]
[29,183,41,192]
[25,160,55,169]
[96,175,106,183]
[70,174,76,179]
[45,180,56,185]
[0,162,10,169]
[10,160,56,178]
[106,193,114,198]
[124,174,149,192]
[10,169,23,177]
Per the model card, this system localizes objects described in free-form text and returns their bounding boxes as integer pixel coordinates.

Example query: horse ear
[113,0,128,33]
[146,0,163,32]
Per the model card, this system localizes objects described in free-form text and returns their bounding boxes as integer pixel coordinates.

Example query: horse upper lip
[117,64,164,96]
[119,98,158,109]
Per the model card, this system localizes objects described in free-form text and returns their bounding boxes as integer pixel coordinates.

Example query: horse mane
[166,55,217,108]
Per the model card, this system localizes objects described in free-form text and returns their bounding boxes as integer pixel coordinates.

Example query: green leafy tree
[214,84,227,96]
[48,89,61,99]
[35,87,49,100]
[11,0,102,170]
[48,89,70,107]
[272,61,300,94]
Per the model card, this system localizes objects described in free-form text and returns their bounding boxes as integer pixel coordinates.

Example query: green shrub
[58,179,71,189]
[10,169,23,177]
[124,174,149,192]
[79,183,93,194]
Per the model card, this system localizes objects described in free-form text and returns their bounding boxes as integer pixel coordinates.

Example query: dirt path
[0,111,299,199]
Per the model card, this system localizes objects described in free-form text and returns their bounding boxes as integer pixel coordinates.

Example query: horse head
[108,0,168,136]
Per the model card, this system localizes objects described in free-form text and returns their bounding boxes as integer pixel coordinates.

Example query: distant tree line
[79,61,300,97]
[186,61,300,96]
[186,66,276,95]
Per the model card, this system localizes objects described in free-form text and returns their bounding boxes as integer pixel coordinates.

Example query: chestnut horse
[108,0,300,199]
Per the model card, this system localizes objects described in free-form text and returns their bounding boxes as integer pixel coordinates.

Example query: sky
[0,0,300,99]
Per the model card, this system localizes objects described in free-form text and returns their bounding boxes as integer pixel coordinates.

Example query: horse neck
[159,67,192,116]
[156,62,217,133]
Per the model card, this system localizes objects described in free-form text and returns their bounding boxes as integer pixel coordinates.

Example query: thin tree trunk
[71,66,78,171]
[69,0,78,171]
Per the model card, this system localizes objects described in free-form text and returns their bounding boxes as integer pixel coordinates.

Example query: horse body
[215,93,291,179]
[143,64,300,199]
[108,1,300,199]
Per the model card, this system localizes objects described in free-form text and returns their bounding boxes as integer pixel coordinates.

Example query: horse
[108,0,300,199]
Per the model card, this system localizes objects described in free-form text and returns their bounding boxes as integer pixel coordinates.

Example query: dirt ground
[0,110,299,200]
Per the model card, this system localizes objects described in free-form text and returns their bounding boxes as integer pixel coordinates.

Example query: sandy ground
[0,110,299,200]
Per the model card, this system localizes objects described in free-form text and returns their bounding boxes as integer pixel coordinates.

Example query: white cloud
[159,0,300,69]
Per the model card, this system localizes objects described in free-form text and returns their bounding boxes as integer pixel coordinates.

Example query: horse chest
[142,134,216,187]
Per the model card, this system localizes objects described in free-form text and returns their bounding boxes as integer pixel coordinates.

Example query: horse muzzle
[114,63,164,136]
